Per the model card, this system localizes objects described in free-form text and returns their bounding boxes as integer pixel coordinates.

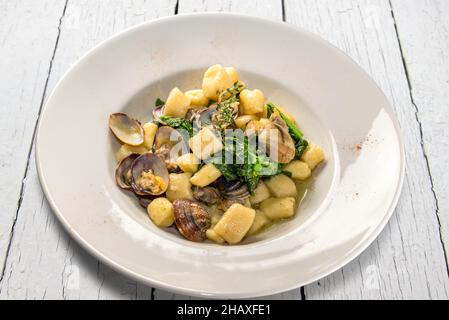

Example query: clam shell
[130,153,169,196]
[115,153,139,190]
[173,199,211,242]
[109,113,144,146]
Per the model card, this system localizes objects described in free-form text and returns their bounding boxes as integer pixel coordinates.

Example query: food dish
[36,13,404,297]
[109,65,326,245]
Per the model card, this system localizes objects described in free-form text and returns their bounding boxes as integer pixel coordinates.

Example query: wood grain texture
[390,0,449,273]
[176,0,283,19]
[0,0,176,299]
[0,0,66,276]
[285,0,449,299]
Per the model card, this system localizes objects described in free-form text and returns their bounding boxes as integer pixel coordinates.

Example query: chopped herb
[214,96,239,130]
[155,98,165,107]
[210,134,282,194]
[218,81,245,102]
[158,115,193,136]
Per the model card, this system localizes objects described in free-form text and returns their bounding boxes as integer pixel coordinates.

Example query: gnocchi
[265,174,297,198]
[176,153,199,173]
[246,210,270,236]
[166,173,194,202]
[240,89,265,115]
[283,160,311,180]
[213,203,256,244]
[185,89,209,107]
[190,163,222,187]
[249,181,271,204]
[115,144,147,163]
[301,143,325,170]
[142,122,158,150]
[260,197,296,220]
[202,64,234,100]
[147,197,174,227]
[189,127,223,160]
[163,87,191,118]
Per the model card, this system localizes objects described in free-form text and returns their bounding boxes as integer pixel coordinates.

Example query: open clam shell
[152,105,164,123]
[115,153,139,190]
[109,113,144,146]
[173,199,211,242]
[130,153,169,196]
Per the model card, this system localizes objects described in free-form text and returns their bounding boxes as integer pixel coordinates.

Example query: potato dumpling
[176,153,199,173]
[190,163,222,187]
[240,89,265,115]
[185,89,209,107]
[163,87,191,118]
[249,181,271,204]
[202,64,234,100]
[206,229,225,244]
[234,115,258,129]
[246,210,270,236]
[142,122,158,150]
[265,174,297,198]
[115,144,147,162]
[301,143,325,170]
[213,204,256,244]
[189,127,223,160]
[225,67,239,83]
[147,197,174,227]
[166,172,194,202]
[283,160,311,180]
[260,197,295,220]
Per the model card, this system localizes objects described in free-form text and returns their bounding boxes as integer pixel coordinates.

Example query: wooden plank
[176,0,283,20]
[0,0,66,275]
[390,0,449,274]
[0,0,176,299]
[285,0,449,299]
[153,0,290,300]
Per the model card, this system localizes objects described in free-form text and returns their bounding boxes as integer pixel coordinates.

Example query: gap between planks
[0,0,69,286]
[387,0,449,278]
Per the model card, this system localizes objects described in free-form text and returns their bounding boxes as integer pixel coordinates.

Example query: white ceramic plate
[36,13,404,298]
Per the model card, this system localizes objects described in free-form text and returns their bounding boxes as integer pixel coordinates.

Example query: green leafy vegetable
[213,163,238,181]
[295,140,309,159]
[214,96,239,130]
[210,134,283,194]
[266,102,309,159]
[158,115,193,137]
[155,98,165,107]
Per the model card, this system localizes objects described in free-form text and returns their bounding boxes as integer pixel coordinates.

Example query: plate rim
[36,12,406,298]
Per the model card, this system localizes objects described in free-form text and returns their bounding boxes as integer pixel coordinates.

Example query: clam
[152,105,164,123]
[109,113,144,146]
[173,199,211,242]
[216,179,250,200]
[188,106,216,130]
[130,153,169,196]
[154,126,185,150]
[218,198,245,212]
[192,186,221,205]
[259,114,296,163]
[115,153,139,190]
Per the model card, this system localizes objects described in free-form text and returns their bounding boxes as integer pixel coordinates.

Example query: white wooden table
[1,0,448,300]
